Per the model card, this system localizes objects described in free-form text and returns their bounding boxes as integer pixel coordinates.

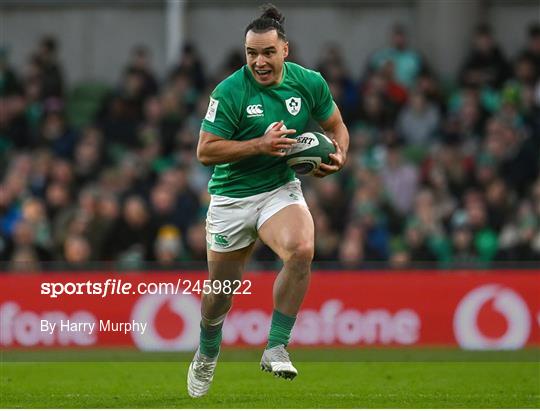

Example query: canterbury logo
[214,234,230,247]
[246,104,264,117]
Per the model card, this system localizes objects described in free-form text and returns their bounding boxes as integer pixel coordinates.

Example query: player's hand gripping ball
[265,121,290,153]
[284,132,336,175]
[265,121,288,135]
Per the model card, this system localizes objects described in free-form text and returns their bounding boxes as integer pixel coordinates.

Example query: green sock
[267,309,296,349]
[199,322,222,358]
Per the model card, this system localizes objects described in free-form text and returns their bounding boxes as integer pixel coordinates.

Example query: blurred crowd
[1,22,540,271]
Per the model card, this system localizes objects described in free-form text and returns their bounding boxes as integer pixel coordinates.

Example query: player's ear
[282,41,289,59]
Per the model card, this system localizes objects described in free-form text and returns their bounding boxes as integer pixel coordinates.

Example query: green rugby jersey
[201,62,335,198]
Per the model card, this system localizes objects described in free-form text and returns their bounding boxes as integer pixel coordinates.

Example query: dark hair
[245,3,287,41]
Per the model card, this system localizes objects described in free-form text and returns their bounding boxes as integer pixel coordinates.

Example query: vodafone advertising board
[0,271,538,351]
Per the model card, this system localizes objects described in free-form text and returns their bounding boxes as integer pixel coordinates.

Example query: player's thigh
[206,194,258,279]
[257,203,314,262]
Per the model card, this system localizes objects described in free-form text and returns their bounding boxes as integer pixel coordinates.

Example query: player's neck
[274,68,284,85]
[269,63,287,87]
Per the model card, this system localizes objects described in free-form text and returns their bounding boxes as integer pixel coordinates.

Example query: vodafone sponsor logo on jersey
[0,302,97,347]
[453,284,532,349]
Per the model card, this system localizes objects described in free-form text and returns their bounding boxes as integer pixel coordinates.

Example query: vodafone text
[41,278,252,298]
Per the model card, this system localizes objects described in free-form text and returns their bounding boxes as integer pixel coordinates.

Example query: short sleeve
[201,85,239,139]
[311,72,335,122]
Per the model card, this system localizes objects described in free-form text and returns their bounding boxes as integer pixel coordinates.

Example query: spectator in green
[369,24,426,89]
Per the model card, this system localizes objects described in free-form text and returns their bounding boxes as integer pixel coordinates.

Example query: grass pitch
[1,348,539,408]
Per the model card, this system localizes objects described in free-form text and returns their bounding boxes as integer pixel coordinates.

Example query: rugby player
[187,3,349,398]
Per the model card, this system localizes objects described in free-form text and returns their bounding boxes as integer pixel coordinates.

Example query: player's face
[245,30,289,86]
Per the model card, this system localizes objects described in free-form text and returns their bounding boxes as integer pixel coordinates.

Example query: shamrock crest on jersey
[285,97,301,116]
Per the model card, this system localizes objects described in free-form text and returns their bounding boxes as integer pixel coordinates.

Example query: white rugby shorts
[206,179,308,252]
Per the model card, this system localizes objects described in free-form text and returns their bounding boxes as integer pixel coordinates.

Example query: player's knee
[283,239,314,264]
